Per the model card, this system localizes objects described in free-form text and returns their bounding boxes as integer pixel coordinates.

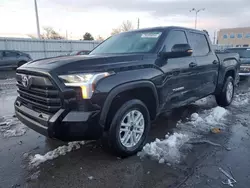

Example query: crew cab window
[188,32,210,56]
[4,51,20,57]
[164,30,188,52]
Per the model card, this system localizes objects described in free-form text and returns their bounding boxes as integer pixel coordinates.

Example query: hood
[240,58,250,64]
[20,54,144,74]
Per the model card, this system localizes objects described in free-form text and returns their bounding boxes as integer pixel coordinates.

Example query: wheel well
[225,69,235,80]
[104,87,157,130]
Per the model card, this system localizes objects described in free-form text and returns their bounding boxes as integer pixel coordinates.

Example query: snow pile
[138,133,190,164]
[3,125,27,137]
[232,92,250,106]
[0,116,27,138]
[30,141,86,167]
[138,106,228,164]
[178,106,228,134]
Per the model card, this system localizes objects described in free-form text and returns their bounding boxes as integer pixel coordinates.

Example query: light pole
[190,8,205,29]
[34,0,41,39]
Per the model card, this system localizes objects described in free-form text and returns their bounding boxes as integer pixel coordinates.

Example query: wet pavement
[0,71,250,188]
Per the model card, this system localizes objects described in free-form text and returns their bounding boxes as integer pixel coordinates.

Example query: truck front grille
[16,73,61,114]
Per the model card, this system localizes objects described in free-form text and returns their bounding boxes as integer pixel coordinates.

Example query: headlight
[59,72,113,99]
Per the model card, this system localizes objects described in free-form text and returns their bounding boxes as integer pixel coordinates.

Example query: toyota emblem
[21,75,29,88]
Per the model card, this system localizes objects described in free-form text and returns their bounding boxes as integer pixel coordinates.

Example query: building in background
[217,27,250,47]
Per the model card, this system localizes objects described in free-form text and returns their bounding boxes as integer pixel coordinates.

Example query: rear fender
[215,57,239,94]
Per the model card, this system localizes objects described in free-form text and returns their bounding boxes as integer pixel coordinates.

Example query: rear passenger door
[160,30,198,109]
[187,32,219,98]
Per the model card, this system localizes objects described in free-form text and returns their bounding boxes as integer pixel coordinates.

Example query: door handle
[213,60,219,64]
[189,62,197,68]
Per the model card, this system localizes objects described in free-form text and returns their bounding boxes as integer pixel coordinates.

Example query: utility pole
[66,30,68,40]
[34,0,41,39]
[213,30,216,44]
[137,18,140,29]
[190,8,205,29]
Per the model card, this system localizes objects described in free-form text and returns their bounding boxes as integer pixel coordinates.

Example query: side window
[188,32,210,56]
[4,51,19,57]
[165,31,188,52]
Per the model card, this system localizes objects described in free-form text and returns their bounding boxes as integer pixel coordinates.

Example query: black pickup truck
[15,27,240,157]
[224,47,250,77]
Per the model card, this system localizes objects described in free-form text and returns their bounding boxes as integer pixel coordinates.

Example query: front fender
[99,80,159,127]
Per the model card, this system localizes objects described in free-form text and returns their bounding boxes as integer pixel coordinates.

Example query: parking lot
[0,70,250,188]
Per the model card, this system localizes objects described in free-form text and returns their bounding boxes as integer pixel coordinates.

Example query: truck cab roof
[122,26,206,35]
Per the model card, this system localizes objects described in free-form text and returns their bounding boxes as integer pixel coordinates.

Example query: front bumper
[15,99,103,141]
[239,72,250,76]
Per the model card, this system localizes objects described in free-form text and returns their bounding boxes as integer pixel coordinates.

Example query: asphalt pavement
[0,71,250,188]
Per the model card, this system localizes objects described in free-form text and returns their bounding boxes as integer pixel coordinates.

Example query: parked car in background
[225,47,250,77]
[15,27,239,157]
[69,50,90,56]
[0,50,32,69]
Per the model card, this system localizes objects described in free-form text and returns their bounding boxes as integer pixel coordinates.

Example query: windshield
[226,48,250,58]
[90,31,162,54]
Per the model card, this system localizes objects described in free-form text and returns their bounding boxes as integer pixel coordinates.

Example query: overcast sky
[0,0,249,39]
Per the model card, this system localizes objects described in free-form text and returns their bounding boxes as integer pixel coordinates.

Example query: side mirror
[160,44,193,58]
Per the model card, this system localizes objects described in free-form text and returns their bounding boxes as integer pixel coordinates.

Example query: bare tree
[96,35,105,41]
[111,20,134,36]
[121,20,134,32]
[41,27,65,40]
[111,28,122,36]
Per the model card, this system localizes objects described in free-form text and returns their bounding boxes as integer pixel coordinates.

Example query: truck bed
[216,52,240,63]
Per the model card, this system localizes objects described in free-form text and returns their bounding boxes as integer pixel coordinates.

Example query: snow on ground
[232,91,250,106]
[138,106,229,164]
[3,125,27,137]
[178,106,229,134]
[0,115,28,138]
[0,78,16,91]
[194,96,214,106]
[138,133,190,164]
[30,141,86,167]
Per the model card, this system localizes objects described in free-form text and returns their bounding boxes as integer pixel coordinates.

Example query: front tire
[215,76,235,107]
[108,99,150,157]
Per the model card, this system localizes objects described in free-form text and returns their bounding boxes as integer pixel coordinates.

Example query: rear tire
[215,76,234,107]
[107,99,150,157]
